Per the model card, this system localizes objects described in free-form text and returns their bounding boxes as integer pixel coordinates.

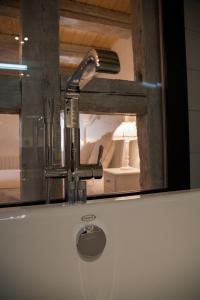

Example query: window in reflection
[60,112,140,196]
[80,113,140,196]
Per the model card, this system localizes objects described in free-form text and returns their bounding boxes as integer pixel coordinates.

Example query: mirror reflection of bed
[0,169,20,202]
[80,113,140,195]
[0,114,20,203]
[0,113,141,203]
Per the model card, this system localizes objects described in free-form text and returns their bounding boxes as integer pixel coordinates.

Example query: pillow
[0,169,20,188]
[103,140,115,168]
[88,132,115,168]
[80,142,95,164]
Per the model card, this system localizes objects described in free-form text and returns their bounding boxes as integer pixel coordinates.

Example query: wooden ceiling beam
[60,43,90,57]
[0,0,19,18]
[60,17,130,39]
[0,33,102,55]
[0,33,105,67]
[0,33,19,62]
[59,0,131,27]
[0,0,131,38]
[59,0,131,38]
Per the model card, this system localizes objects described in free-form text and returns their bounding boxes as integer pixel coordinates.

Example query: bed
[0,131,140,201]
[0,169,20,203]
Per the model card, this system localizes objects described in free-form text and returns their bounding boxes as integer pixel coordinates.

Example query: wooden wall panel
[77,0,130,13]
[131,0,165,190]
[0,75,21,112]
[20,0,61,202]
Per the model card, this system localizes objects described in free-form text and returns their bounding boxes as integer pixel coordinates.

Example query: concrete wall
[185,0,200,187]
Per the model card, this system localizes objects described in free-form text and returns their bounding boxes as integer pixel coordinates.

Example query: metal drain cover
[77,225,106,261]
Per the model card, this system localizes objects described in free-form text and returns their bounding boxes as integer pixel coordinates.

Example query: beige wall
[0,114,19,169]
[111,36,134,81]
[185,0,200,187]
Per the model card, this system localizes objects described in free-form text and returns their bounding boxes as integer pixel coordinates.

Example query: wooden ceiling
[77,0,130,13]
[0,0,131,72]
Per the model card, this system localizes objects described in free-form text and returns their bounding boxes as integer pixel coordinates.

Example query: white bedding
[0,169,20,189]
[86,178,104,195]
[0,169,20,203]
[0,168,103,200]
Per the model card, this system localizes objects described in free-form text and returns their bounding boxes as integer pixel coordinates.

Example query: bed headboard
[0,156,19,169]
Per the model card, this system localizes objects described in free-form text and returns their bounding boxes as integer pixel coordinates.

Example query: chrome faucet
[45,49,120,204]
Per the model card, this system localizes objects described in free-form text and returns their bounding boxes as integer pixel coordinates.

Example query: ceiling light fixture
[0,63,28,71]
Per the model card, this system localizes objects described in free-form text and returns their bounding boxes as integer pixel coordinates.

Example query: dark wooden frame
[161,0,190,190]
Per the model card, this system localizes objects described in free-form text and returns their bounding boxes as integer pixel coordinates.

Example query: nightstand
[104,168,140,193]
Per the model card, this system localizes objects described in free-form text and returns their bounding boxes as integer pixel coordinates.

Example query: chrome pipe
[66,49,120,89]
[45,48,120,204]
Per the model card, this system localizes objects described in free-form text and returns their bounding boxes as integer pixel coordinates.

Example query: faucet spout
[66,48,120,89]
[45,49,120,204]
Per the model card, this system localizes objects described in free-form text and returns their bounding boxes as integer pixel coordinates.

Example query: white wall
[80,114,124,143]
[185,0,200,187]
[111,36,134,81]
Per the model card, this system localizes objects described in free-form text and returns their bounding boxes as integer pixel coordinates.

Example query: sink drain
[77,225,106,261]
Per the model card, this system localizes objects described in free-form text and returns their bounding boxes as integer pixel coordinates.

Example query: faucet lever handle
[97,145,104,166]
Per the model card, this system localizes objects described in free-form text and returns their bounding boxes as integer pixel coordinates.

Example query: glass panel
[0,0,164,205]
[0,114,20,204]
